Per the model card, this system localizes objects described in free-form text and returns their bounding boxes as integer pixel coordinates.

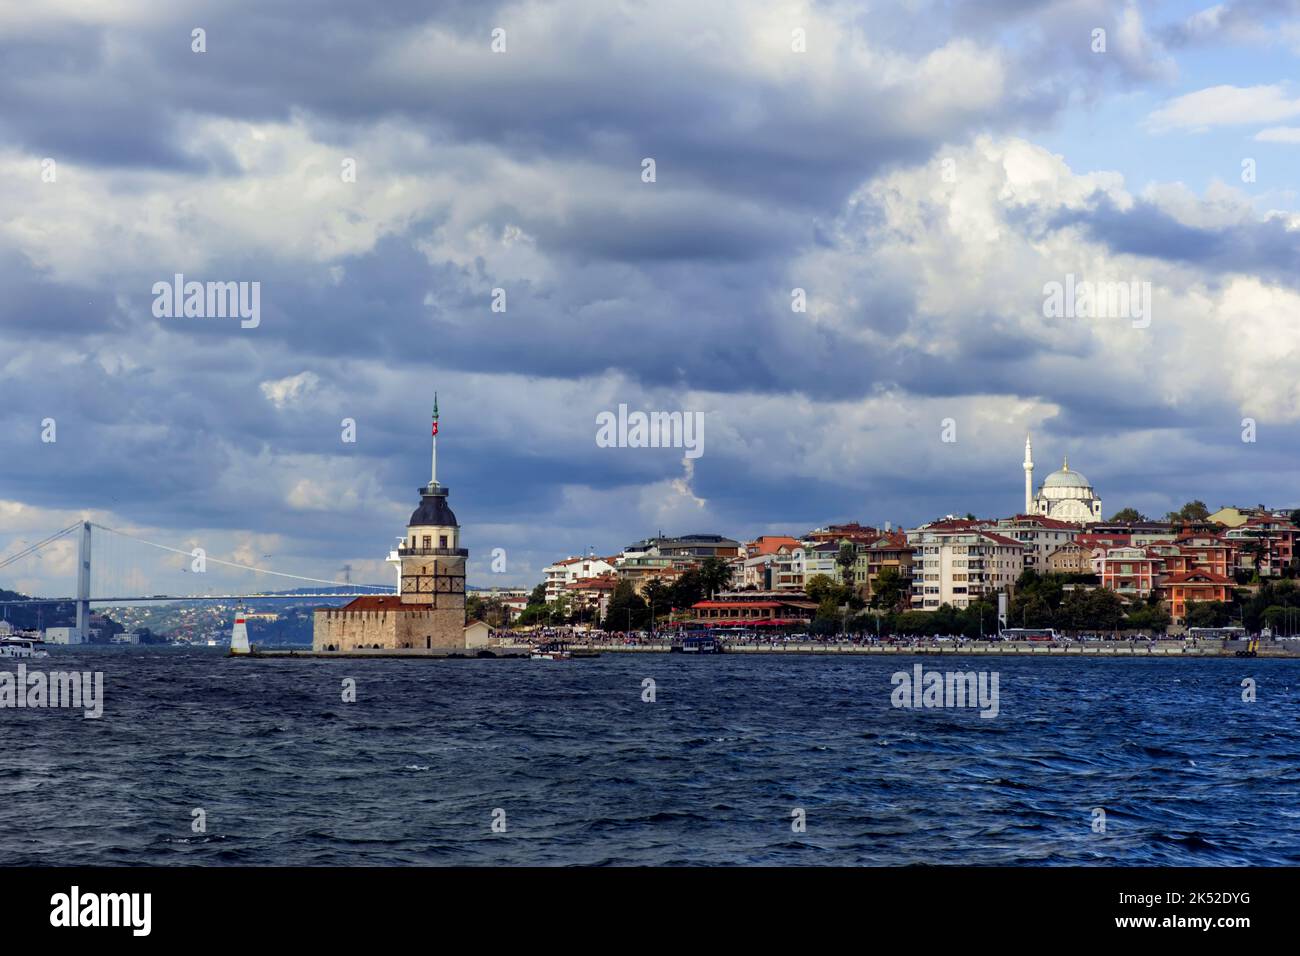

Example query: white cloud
[805,136,1300,423]
[1254,126,1300,143]
[260,371,321,409]
[1148,84,1300,132]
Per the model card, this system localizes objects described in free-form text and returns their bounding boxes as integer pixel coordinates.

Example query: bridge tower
[76,521,91,641]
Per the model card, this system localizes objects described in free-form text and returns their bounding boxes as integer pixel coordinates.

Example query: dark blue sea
[3,648,1298,866]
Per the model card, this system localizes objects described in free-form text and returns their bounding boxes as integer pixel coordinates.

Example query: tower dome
[408,487,458,528]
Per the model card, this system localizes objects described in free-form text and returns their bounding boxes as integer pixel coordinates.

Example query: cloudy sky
[2,0,1300,596]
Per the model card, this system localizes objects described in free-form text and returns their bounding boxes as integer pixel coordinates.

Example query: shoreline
[503,640,1300,658]
[240,639,1300,659]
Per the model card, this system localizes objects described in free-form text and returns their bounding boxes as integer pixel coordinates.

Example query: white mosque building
[1022,433,1102,523]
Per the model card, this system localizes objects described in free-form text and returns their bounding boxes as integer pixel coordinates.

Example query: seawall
[498,640,1300,658]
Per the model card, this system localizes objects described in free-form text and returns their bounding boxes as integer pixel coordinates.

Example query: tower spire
[430,393,440,489]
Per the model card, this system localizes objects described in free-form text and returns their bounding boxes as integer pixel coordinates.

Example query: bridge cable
[0,523,82,572]
[89,523,392,591]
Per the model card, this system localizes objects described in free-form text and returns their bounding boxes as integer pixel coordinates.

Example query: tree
[482,597,508,628]
[1184,600,1231,629]
[805,573,836,602]
[813,595,842,634]
[806,573,856,609]
[1125,602,1170,633]
[548,594,571,626]
[1008,569,1065,626]
[1108,507,1146,523]
[1083,589,1124,630]
[1011,594,1053,628]
[603,579,648,632]
[1178,500,1211,523]
[959,600,997,638]
[869,565,907,612]
[642,578,671,623]
[527,583,547,606]
[836,542,858,585]
[697,557,732,597]
[1262,605,1288,633]
[515,604,547,627]
[517,591,567,627]
[669,568,705,614]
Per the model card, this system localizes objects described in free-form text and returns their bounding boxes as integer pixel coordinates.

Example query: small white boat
[0,638,49,659]
[530,641,571,660]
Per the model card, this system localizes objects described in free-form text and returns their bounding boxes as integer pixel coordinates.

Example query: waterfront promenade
[499,637,1300,658]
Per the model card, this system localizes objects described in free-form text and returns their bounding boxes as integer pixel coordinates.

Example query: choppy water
[2,648,1298,865]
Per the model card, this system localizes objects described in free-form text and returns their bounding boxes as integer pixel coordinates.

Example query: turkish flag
[432,421,439,436]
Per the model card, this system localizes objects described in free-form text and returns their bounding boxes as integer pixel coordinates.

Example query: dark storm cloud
[1050,199,1300,287]
[0,252,117,339]
[0,0,1032,210]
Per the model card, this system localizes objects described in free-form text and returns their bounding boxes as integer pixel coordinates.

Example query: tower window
[422,535,431,549]
[440,534,448,549]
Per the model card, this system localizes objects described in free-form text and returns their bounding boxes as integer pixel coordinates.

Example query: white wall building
[907,530,1025,610]
[801,541,843,584]
[542,555,617,602]
[994,515,1080,572]
[44,626,81,645]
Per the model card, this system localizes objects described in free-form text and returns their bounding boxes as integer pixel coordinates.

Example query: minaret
[1023,431,1034,514]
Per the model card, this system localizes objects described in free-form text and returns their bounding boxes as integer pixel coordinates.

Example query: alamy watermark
[0,664,103,719]
[890,663,999,719]
[596,404,704,459]
[152,273,260,329]
[1042,274,1151,329]
[50,886,150,936]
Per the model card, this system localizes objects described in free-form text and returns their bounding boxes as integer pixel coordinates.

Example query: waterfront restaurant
[688,591,818,628]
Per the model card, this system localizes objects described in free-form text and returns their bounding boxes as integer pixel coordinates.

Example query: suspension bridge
[0,521,394,638]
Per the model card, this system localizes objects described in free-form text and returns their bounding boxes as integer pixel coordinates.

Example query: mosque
[1022,433,1102,524]
[313,397,485,652]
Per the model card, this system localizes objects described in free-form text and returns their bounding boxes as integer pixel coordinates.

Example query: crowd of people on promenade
[501,625,1262,650]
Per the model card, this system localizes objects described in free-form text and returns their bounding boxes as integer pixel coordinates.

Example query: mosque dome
[1028,453,1102,524]
[1042,464,1090,489]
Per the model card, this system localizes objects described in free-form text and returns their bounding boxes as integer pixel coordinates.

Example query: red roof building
[1157,569,1235,625]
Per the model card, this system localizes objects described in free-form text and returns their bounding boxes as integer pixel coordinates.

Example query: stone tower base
[314,598,466,651]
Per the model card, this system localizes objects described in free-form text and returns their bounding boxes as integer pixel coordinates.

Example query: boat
[0,638,50,659]
[671,631,724,654]
[531,640,571,660]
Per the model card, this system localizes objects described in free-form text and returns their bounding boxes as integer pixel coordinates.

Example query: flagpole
[431,392,439,488]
